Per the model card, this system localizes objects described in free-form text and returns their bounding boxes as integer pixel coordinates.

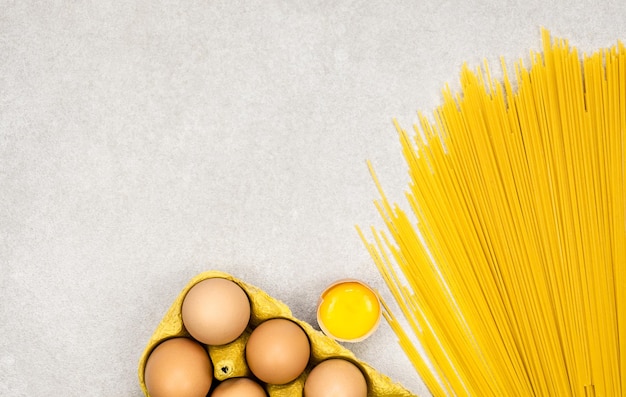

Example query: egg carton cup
[138,270,418,397]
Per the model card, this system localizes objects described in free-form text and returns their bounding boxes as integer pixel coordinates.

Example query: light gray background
[2,1,626,396]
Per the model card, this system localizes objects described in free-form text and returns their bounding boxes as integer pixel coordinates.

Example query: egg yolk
[318,281,381,341]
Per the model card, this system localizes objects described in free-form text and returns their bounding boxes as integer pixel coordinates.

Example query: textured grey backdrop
[2,1,626,396]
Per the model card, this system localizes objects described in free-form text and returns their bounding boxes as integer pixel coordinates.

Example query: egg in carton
[138,270,418,397]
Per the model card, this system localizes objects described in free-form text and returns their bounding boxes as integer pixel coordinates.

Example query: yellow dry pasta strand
[617,42,626,396]
[596,43,625,396]
[367,159,498,395]
[499,66,558,396]
[605,46,622,396]
[496,44,548,393]
[446,66,544,394]
[472,63,564,395]
[607,45,624,395]
[362,30,626,396]
[608,41,626,395]
[533,58,587,395]
[582,47,609,396]
[357,226,455,397]
[384,303,451,397]
[404,75,528,396]
[591,47,613,396]
[416,100,504,394]
[542,37,595,395]
[488,68,568,395]
[510,38,576,395]
[576,46,601,395]
[438,83,520,392]
[373,207,478,395]
[524,35,592,394]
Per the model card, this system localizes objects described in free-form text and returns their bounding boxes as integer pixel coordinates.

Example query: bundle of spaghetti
[358,29,626,397]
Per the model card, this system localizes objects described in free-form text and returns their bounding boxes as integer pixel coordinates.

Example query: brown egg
[182,278,251,345]
[144,338,213,397]
[211,377,267,397]
[245,318,310,384]
[304,359,368,397]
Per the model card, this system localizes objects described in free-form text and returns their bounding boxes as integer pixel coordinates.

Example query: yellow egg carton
[138,270,418,397]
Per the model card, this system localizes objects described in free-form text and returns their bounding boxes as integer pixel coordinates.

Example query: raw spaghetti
[359,29,626,397]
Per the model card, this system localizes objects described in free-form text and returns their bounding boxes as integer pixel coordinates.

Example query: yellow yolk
[317,281,381,341]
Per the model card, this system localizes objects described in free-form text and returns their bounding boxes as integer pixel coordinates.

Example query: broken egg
[317,280,381,342]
